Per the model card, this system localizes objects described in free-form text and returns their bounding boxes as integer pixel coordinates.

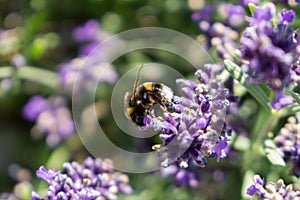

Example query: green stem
[0,66,14,79]
[224,59,271,112]
[0,66,60,89]
[17,66,59,89]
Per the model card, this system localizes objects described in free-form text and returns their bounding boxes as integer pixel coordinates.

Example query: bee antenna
[132,64,144,95]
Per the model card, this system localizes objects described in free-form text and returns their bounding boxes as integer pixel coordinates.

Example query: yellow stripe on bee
[127,107,134,115]
[143,82,153,91]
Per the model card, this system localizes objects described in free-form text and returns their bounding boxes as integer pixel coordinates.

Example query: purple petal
[271,91,294,109]
[31,191,41,200]
[22,95,48,121]
[254,175,264,185]
[246,185,258,196]
[214,137,230,162]
[36,166,59,183]
[196,117,208,129]
[118,183,133,194]
[279,9,295,25]
[72,19,100,42]
[246,3,276,26]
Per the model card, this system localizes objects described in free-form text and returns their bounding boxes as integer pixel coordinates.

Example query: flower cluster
[22,95,75,147]
[58,20,118,94]
[31,157,133,200]
[274,115,300,177]
[191,3,245,60]
[161,164,199,188]
[246,175,300,199]
[240,3,300,109]
[144,64,237,170]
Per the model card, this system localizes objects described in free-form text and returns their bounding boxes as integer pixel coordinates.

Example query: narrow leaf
[232,134,251,151]
[0,66,14,79]
[248,3,256,15]
[224,59,270,111]
[46,144,70,169]
[17,66,59,89]
[288,90,300,105]
[264,139,286,166]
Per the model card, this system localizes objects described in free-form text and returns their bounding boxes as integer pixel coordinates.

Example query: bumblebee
[124,65,174,126]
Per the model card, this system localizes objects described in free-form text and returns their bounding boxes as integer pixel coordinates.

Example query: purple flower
[191,2,247,62]
[271,91,294,109]
[59,19,119,94]
[22,95,49,121]
[246,175,300,199]
[223,4,245,27]
[279,9,295,25]
[240,4,300,109]
[245,3,276,26]
[32,157,133,200]
[144,64,236,170]
[72,19,101,42]
[58,57,118,94]
[246,175,264,195]
[23,95,75,147]
[191,4,241,60]
[191,6,213,22]
[36,166,60,183]
[214,137,230,162]
[11,53,26,68]
[161,164,199,188]
[274,115,300,177]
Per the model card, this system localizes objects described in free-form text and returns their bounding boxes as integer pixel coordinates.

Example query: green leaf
[224,59,271,112]
[248,3,256,15]
[17,66,59,89]
[16,182,33,200]
[264,139,286,167]
[231,133,251,151]
[280,104,300,117]
[288,90,300,105]
[0,66,14,79]
[46,144,71,169]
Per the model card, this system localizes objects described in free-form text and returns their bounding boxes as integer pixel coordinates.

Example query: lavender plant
[239,4,300,109]
[141,63,237,186]
[274,115,300,177]
[23,95,75,148]
[31,157,133,200]
[247,175,300,199]
[2,0,300,200]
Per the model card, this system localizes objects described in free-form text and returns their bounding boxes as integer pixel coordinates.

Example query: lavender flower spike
[32,157,133,200]
[23,96,75,147]
[144,64,237,169]
[274,115,300,177]
[246,175,300,199]
[240,3,300,109]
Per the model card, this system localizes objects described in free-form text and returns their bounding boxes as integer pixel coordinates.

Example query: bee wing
[123,92,131,119]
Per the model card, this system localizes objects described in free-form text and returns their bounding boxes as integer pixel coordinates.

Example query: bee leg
[160,101,168,111]
[149,110,155,118]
